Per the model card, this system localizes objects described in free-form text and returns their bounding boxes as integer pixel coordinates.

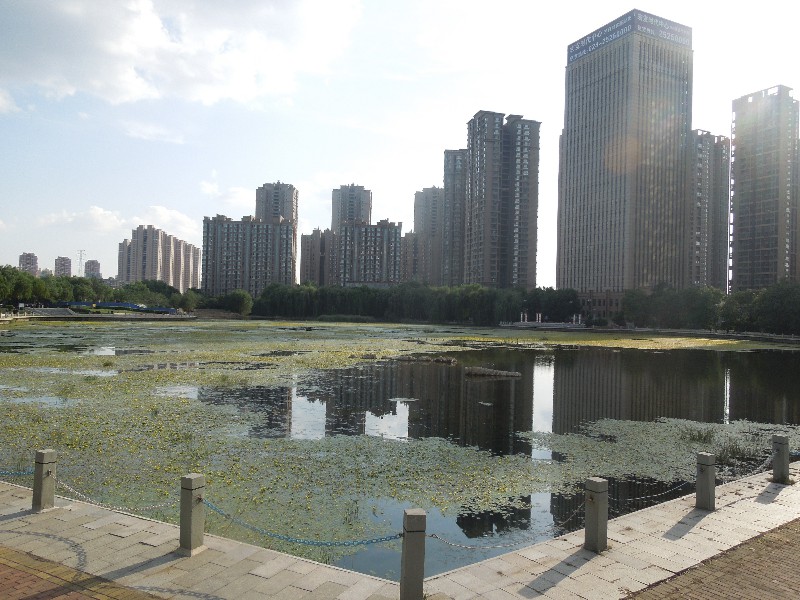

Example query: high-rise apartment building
[730,86,799,291]
[333,219,402,287]
[18,253,38,276]
[400,231,419,283]
[414,187,444,286]
[84,260,102,279]
[465,112,539,290]
[256,182,298,224]
[54,256,72,278]
[687,130,731,290]
[202,215,296,297]
[299,228,334,286]
[442,149,468,287]
[557,10,693,311]
[118,225,200,293]
[331,184,372,234]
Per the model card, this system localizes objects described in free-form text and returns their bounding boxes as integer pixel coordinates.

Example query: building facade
[299,228,335,286]
[443,149,468,287]
[18,253,38,276]
[256,182,299,281]
[332,219,402,287]
[687,130,731,290]
[202,215,295,297]
[54,256,72,278]
[84,260,102,279]
[331,184,372,234]
[465,112,539,290]
[557,10,693,310]
[118,225,201,293]
[413,187,444,286]
[400,231,419,283]
[730,86,799,291]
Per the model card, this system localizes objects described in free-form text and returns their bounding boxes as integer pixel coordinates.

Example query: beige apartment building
[54,256,72,277]
[118,225,200,293]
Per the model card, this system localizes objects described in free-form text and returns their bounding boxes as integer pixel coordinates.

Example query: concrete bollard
[32,449,56,512]
[400,508,426,600]
[773,435,790,484]
[696,452,716,511]
[584,477,608,553]
[178,473,206,556]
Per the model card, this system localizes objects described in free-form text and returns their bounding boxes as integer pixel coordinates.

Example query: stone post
[773,434,790,484]
[178,473,206,556]
[32,449,56,512]
[584,477,608,553]
[696,452,716,511]
[400,508,426,600]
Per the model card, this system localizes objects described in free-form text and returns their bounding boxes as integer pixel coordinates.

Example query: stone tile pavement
[424,464,800,599]
[1,463,800,599]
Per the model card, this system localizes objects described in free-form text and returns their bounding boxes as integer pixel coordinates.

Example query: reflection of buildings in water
[196,386,293,438]
[311,357,534,456]
[549,478,692,533]
[551,349,726,434]
[725,352,800,424]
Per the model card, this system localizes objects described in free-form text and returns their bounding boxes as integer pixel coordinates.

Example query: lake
[1,322,799,579]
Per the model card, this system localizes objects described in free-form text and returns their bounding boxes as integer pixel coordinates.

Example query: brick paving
[1,464,800,599]
[0,545,159,599]
[630,516,800,599]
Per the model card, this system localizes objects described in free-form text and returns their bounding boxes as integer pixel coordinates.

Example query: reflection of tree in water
[456,497,532,538]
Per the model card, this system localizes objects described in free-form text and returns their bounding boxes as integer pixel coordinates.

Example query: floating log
[464,366,521,377]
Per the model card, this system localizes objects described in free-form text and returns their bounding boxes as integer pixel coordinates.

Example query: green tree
[178,289,201,312]
[224,289,253,316]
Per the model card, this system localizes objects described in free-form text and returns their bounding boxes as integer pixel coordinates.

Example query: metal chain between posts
[203,498,402,548]
[427,500,587,551]
[719,452,774,483]
[54,475,177,512]
[609,480,693,508]
[0,468,35,477]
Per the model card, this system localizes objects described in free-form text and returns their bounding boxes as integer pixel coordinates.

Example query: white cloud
[0,88,18,112]
[121,120,185,143]
[0,0,362,106]
[200,174,254,213]
[132,205,201,243]
[37,206,127,233]
[0,218,6,231]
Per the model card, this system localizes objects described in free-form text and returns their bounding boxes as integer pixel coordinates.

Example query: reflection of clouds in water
[290,389,326,439]
[533,358,554,434]
[365,401,410,440]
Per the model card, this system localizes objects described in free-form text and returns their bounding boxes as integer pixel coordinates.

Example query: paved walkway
[1,464,799,599]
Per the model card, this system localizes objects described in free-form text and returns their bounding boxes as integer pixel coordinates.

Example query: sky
[0,1,796,287]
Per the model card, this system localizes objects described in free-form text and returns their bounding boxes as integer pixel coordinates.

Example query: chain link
[0,469,34,477]
[203,498,402,547]
[54,475,177,512]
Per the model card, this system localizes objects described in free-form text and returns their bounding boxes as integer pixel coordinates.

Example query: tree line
[622,281,800,335]
[0,266,201,312]
[4,264,800,335]
[251,282,581,326]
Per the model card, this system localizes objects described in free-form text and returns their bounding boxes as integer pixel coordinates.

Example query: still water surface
[188,347,800,576]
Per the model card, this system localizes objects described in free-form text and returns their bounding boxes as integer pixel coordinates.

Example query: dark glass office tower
[557,11,693,310]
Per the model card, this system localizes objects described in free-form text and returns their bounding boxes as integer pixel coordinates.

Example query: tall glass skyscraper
[557,10,693,312]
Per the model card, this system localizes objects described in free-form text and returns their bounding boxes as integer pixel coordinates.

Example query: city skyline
[0,1,796,287]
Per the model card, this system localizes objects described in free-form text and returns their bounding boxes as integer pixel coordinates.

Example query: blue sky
[0,1,795,286]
